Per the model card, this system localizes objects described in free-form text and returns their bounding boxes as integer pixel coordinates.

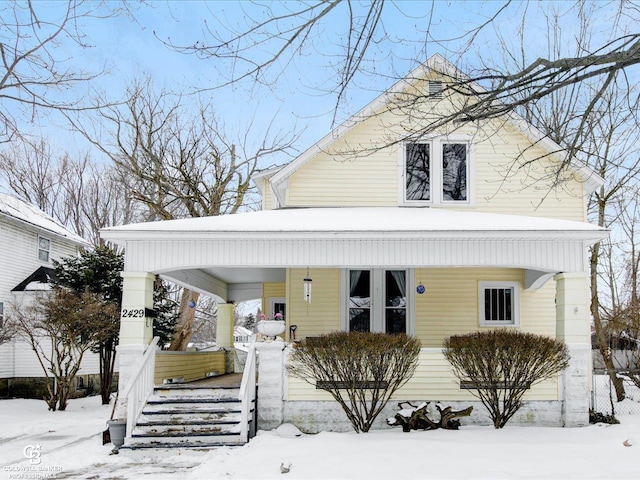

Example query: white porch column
[216,303,234,349]
[555,272,591,427]
[255,340,286,430]
[115,272,155,417]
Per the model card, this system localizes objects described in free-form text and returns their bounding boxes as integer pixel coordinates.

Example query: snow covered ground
[1,395,639,480]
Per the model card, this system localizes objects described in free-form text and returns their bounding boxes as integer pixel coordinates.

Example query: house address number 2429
[121,308,145,318]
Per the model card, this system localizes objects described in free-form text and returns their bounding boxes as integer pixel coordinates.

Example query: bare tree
[0,0,134,143]
[0,138,138,246]
[599,187,640,390]
[0,303,17,346]
[9,289,119,411]
[77,81,298,349]
[477,8,640,401]
[163,1,640,174]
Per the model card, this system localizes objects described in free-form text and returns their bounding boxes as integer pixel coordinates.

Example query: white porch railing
[122,336,160,442]
[238,334,258,442]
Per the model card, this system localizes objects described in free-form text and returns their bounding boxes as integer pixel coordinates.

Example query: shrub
[443,330,570,428]
[288,331,421,433]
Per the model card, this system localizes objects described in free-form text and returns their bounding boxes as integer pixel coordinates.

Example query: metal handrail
[122,336,160,442]
[238,334,258,442]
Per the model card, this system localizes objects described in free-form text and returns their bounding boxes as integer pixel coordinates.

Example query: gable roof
[0,193,89,246]
[12,266,58,292]
[267,54,604,207]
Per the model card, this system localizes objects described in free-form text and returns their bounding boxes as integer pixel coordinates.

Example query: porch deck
[158,373,243,389]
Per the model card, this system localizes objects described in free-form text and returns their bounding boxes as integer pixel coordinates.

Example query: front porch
[102,207,607,433]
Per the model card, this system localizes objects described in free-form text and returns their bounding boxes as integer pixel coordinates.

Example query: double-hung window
[479,281,519,326]
[38,236,51,263]
[346,269,410,334]
[403,137,471,205]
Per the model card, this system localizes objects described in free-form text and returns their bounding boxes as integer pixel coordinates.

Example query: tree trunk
[590,241,626,401]
[99,339,117,405]
[168,289,200,351]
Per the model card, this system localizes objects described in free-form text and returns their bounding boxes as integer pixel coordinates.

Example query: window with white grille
[479,282,519,326]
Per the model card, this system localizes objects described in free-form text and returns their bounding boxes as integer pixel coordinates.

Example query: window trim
[37,236,51,263]
[341,268,415,335]
[399,135,474,207]
[478,281,520,327]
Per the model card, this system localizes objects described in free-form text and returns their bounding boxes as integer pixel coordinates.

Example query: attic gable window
[429,80,443,99]
[402,137,471,206]
[38,236,51,263]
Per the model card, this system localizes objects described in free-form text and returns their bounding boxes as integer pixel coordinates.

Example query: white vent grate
[429,80,443,99]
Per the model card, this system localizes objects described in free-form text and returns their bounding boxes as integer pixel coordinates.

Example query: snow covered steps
[123,384,253,450]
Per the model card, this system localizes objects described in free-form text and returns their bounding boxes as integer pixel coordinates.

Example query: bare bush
[288,331,421,433]
[443,330,570,429]
[11,289,119,411]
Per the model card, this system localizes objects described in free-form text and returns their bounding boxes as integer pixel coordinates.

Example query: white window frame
[341,268,415,335]
[269,297,286,320]
[37,236,51,263]
[479,281,520,327]
[399,135,474,206]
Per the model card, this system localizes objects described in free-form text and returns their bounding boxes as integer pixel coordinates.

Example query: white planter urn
[257,320,286,338]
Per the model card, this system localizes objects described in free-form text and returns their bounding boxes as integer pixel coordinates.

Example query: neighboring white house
[0,193,98,398]
[102,55,608,431]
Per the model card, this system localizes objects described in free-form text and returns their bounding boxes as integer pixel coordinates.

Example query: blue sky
[5,1,633,169]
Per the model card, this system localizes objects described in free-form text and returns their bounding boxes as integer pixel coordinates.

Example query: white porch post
[217,303,235,373]
[115,272,155,417]
[254,340,286,430]
[216,303,234,349]
[555,272,591,427]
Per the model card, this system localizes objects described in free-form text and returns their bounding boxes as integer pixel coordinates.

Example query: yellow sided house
[101,55,607,447]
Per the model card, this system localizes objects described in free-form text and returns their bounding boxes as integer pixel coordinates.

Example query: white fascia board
[102,227,608,245]
[251,166,284,197]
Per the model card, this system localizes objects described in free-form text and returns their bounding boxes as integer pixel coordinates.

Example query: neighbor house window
[38,236,50,262]
[0,302,3,329]
[403,137,471,205]
[347,269,409,334]
[479,282,519,326]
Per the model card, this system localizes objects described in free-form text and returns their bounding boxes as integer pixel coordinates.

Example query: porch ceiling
[101,207,608,299]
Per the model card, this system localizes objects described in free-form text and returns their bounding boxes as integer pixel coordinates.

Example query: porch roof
[102,206,605,240]
[101,207,606,302]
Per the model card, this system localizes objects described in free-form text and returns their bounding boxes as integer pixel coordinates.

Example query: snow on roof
[0,193,88,246]
[102,206,607,239]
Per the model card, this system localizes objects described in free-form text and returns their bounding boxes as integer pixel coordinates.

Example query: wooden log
[387,402,473,432]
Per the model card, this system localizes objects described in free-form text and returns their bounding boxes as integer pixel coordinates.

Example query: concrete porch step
[126,432,245,449]
[121,379,251,451]
[122,436,246,450]
[142,402,242,414]
[133,422,242,436]
[136,412,242,426]
[151,387,239,400]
